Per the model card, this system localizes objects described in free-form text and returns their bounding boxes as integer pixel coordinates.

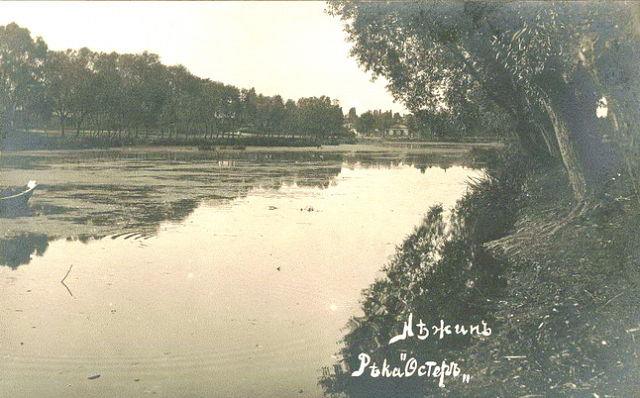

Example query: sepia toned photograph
[1,1,639,397]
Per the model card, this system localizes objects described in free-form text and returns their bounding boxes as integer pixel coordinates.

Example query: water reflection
[319,159,516,398]
[0,146,484,267]
[0,233,49,268]
[0,157,481,398]
[0,146,487,398]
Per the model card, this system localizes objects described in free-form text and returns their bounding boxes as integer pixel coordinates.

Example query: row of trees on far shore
[1,22,511,146]
[347,106,509,140]
[0,23,347,142]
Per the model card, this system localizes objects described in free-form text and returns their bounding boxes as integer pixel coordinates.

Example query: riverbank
[465,160,640,396]
[2,142,501,159]
[0,130,503,152]
[0,130,355,151]
[321,149,640,397]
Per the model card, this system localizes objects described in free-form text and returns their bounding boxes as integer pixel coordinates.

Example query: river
[0,144,484,397]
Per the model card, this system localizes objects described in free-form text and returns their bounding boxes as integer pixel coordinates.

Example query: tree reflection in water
[319,153,527,397]
[0,233,49,268]
[0,147,485,268]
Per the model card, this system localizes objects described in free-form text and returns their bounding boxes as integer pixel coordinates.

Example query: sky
[0,1,407,113]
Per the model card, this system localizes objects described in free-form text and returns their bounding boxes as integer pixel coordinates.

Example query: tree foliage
[0,23,350,143]
[328,1,640,201]
[0,23,47,136]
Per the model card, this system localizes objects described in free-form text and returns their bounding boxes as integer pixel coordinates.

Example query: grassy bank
[1,130,504,152]
[321,148,640,397]
[465,161,640,396]
[0,130,357,151]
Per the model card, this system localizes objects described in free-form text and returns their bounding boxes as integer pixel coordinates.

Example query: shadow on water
[0,233,49,268]
[0,147,486,268]
[318,152,528,397]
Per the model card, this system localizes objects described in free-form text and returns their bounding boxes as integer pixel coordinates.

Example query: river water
[0,145,483,397]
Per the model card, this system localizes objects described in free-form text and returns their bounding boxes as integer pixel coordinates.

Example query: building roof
[388,124,408,129]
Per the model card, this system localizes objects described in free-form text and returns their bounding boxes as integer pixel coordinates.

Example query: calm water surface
[0,146,482,397]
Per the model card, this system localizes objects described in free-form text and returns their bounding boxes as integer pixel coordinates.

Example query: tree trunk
[541,97,587,202]
[5,103,16,133]
[543,65,620,201]
[75,114,85,137]
[609,104,640,203]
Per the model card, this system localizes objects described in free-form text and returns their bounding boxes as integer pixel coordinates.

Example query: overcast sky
[0,1,406,113]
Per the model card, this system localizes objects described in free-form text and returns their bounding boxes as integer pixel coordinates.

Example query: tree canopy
[328,1,640,201]
[0,22,351,143]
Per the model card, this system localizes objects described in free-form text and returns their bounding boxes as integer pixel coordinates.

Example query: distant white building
[386,124,411,138]
[343,122,358,136]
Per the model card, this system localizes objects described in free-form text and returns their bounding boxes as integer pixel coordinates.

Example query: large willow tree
[328,1,640,204]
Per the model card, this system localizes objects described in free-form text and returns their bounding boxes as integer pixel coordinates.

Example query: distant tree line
[346,105,506,141]
[346,107,402,135]
[0,23,348,143]
[0,22,508,148]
